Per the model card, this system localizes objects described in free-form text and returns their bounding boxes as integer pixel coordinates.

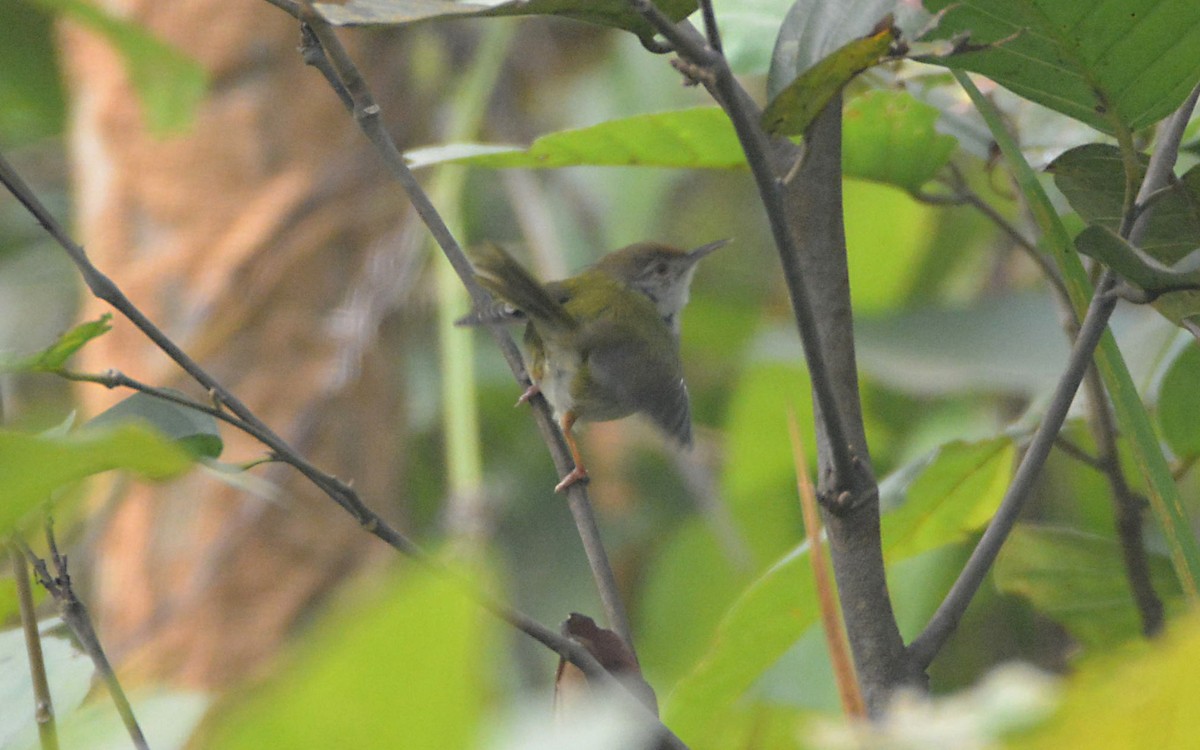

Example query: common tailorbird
[460,239,728,492]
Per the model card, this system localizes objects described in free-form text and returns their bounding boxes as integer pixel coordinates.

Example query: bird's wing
[582,318,693,448]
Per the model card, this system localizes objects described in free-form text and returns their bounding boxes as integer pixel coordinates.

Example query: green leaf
[1050,145,1200,265]
[843,90,958,193]
[0,425,194,533]
[856,291,1178,397]
[995,525,1182,649]
[843,179,940,314]
[1159,344,1200,458]
[956,70,1200,601]
[2,314,112,373]
[1014,615,1200,749]
[721,360,809,565]
[313,0,697,43]
[1075,224,1200,293]
[407,107,748,171]
[762,19,898,136]
[32,0,206,135]
[664,437,1014,744]
[0,1,65,144]
[637,522,747,690]
[881,438,1015,560]
[409,101,953,192]
[87,391,224,459]
[921,0,1200,136]
[204,561,496,750]
[764,0,900,100]
[1051,144,1200,325]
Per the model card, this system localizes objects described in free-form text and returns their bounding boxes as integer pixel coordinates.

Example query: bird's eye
[655,262,669,275]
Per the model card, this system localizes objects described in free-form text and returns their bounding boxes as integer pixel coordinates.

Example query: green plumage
[466,242,697,447]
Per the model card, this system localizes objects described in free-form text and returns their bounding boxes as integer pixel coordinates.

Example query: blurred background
[2,0,1196,745]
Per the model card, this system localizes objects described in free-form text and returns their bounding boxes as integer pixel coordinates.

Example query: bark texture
[62,2,422,686]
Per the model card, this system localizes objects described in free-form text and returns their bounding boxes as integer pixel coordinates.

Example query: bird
[460,239,727,492]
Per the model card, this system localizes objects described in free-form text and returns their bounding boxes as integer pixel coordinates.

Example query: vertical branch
[625,2,915,713]
[11,541,59,750]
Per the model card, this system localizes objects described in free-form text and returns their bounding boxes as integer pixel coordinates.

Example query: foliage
[2,0,1200,748]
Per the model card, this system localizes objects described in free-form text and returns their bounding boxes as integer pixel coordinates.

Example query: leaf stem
[11,540,59,750]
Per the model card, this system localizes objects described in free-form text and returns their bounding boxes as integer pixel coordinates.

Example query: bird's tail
[469,243,575,332]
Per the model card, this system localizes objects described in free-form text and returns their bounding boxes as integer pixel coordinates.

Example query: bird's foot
[515,383,541,407]
[554,466,589,493]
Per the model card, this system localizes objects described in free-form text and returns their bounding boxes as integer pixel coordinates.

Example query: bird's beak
[688,238,732,262]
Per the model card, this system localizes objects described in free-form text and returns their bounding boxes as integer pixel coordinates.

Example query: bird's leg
[515,382,541,407]
[554,411,590,493]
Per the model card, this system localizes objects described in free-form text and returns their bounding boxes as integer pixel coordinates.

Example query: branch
[289,4,636,654]
[0,147,655,719]
[625,0,867,505]
[10,540,59,750]
[23,525,148,750]
[626,1,917,715]
[1081,366,1164,636]
[909,270,1121,667]
[910,80,1200,668]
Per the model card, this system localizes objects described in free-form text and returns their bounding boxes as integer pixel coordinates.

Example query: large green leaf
[764,0,900,100]
[87,390,224,459]
[855,292,1178,397]
[1158,344,1200,458]
[204,562,496,750]
[664,437,1014,746]
[0,1,65,144]
[995,525,1183,649]
[762,19,898,136]
[31,0,206,135]
[407,108,747,171]
[1014,615,1200,749]
[0,425,194,533]
[881,438,1015,560]
[922,0,1200,135]
[409,96,955,192]
[843,89,958,194]
[313,0,696,42]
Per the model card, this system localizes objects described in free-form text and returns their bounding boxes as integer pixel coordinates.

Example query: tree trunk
[61,1,422,687]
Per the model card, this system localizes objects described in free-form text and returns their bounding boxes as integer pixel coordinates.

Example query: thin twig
[921,163,1071,303]
[697,0,722,54]
[1081,366,1164,636]
[290,6,637,651]
[25,524,149,750]
[1052,435,1106,472]
[11,540,59,750]
[59,369,257,434]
